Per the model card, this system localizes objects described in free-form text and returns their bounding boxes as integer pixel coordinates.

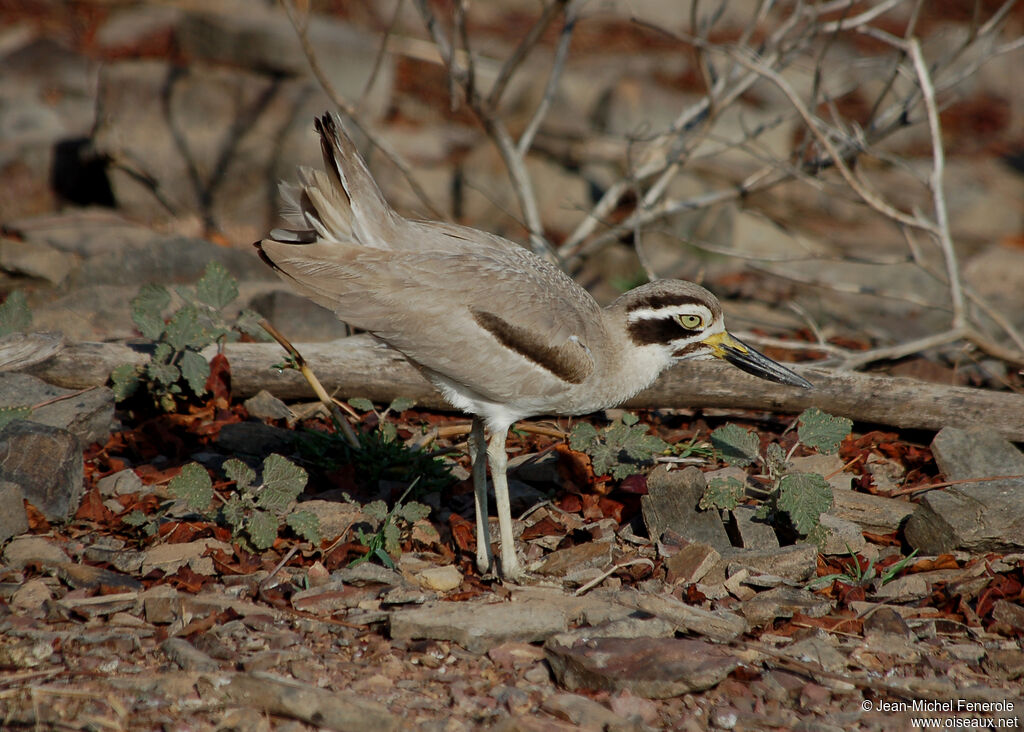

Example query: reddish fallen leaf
[164,565,212,593]
[205,353,231,407]
[598,496,625,523]
[25,502,50,531]
[557,494,583,514]
[449,513,476,553]
[580,494,605,521]
[520,516,565,541]
[554,443,609,493]
[74,488,115,524]
[179,611,219,638]
[158,520,219,544]
[618,473,648,495]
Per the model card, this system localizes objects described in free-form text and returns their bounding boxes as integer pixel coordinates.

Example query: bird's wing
[257,237,602,403]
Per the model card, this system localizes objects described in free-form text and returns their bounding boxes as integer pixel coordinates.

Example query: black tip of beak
[722,338,813,389]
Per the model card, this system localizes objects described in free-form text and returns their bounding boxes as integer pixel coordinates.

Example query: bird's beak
[702,331,813,389]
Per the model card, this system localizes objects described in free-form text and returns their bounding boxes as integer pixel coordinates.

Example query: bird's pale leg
[486,427,523,581]
[469,417,494,575]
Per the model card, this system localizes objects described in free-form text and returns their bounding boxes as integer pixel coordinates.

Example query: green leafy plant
[807,546,919,589]
[702,408,853,537]
[350,481,435,569]
[569,412,671,479]
[0,291,31,336]
[123,453,320,550]
[300,397,454,495]
[111,262,267,410]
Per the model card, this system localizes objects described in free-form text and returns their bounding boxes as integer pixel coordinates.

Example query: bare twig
[259,318,360,449]
[280,0,444,219]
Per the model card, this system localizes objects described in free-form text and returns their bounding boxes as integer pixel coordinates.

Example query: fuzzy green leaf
[169,463,213,512]
[247,509,279,550]
[110,363,141,401]
[122,510,149,527]
[146,360,179,386]
[223,458,256,492]
[363,500,388,522]
[621,412,639,426]
[568,422,599,451]
[397,501,430,523]
[131,284,170,340]
[259,454,307,513]
[348,397,375,412]
[286,510,321,543]
[382,521,401,555]
[0,405,32,431]
[195,261,238,309]
[797,408,853,455]
[164,305,211,351]
[777,472,833,535]
[765,442,789,476]
[180,349,210,396]
[388,396,415,413]
[221,495,247,532]
[569,419,669,479]
[236,309,272,340]
[700,476,746,510]
[0,291,31,336]
[711,424,760,467]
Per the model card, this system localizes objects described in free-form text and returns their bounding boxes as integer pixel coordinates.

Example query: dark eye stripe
[628,317,691,346]
[630,293,709,311]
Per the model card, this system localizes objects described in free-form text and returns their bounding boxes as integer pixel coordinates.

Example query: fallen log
[24,334,1024,440]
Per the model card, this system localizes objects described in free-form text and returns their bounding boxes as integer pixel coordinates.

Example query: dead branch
[27,336,1024,440]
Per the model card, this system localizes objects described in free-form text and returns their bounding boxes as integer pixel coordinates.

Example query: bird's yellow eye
[677,314,704,330]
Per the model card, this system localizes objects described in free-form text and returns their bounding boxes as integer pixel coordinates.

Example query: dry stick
[486,0,568,110]
[890,473,1024,498]
[279,0,444,219]
[412,0,552,261]
[908,38,965,329]
[516,0,579,158]
[719,44,1024,368]
[259,319,360,449]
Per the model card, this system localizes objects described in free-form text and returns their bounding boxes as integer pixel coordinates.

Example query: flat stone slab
[641,466,731,550]
[0,372,115,446]
[389,599,568,654]
[905,427,1024,554]
[545,636,738,698]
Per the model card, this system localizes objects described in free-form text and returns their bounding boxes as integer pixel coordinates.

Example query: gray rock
[0,421,83,522]
[641,466,731,551]
[3,535,70,569]
[247,290,351,343]
[95,4,182,52]
[731,505,780,549]
[161,637,220,672]
[92,59,343,244]
[389,599,568,654]
[216,421,296,456]
[830,488,914,534]
[905,427,1024,554]
[741,586,833,627]
[0,480,28,545]
[0,236,76,285]
[540,693,632,730]
[243,389,294,421]
[96,469,144,497]
[174,5,392,121]
[545,635,738,699]
[6,208,160,257]
[720,543,818,582]
[0,332,64,372]
[0,372,115,446]
[812,514,867,555]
